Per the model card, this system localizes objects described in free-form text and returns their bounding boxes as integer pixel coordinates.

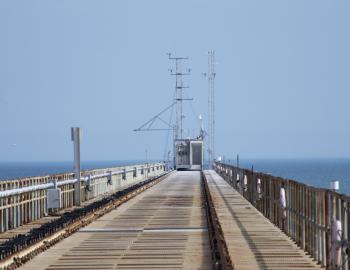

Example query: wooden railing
[214,161,350,270]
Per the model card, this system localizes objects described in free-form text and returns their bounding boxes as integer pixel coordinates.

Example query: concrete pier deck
[204,170,323,270]
[19,171,211,270]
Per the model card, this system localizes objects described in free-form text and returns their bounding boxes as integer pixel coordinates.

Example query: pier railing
[214,161,350,270]
[0,163,165,233]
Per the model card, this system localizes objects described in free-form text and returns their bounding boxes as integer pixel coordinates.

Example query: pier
[0,163,165,237]
[215,162,350,270]
[18,171,211,270]
[1,0,347,269]
[205,170,322,270]
[1,163,341,269]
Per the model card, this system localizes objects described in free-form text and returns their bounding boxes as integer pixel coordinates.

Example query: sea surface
[0,160,148,181]
[1,159,350,195]
[226,158,350,195]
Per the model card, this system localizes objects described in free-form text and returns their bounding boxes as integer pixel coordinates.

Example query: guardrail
[0,163,165,233]
[214,161,350,270]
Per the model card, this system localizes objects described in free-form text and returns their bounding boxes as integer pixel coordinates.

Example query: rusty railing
[214,161,350,270]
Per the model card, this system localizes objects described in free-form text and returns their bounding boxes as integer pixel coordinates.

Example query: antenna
[206,51,216,168]
[168,53,191,141]
[134,53,192,168]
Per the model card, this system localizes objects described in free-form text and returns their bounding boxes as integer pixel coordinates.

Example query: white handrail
[0,163,164,199]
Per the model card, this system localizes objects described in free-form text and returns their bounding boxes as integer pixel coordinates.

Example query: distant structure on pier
[204,51,216,168]
[134,53,204,171]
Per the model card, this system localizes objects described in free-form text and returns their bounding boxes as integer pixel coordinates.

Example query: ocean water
[225,158,350,195]
[1,159,350,195]
[0,160,148,181]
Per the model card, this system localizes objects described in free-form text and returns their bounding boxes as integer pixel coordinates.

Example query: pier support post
[71,127,81,206]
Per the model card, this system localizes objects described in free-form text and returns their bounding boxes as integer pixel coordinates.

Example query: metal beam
[134,102,176,132]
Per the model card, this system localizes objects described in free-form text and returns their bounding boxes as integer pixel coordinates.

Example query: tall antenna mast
[168,53,191,141]
[207,51,216,167]
[134,53,192,169]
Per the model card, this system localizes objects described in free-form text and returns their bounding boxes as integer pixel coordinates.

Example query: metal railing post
[71,127,81,206]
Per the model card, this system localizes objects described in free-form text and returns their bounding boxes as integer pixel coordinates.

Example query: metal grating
[204,170,323,270]
[19,171,212,270]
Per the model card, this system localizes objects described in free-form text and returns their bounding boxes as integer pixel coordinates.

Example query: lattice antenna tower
[134,54,191,167]
[207,51,216,167]
[167,53,191,141]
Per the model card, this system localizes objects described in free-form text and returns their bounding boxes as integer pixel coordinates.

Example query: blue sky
[0,0,349,161]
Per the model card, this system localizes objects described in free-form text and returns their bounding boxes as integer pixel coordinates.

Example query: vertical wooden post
[347,200,350,270]
[0,183,3,232]
[321,190,326,267]
[269,176,273,221]
[325,191,330,269]
[341,199,347,270]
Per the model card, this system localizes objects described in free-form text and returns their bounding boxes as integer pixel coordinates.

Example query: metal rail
[202,171,234,270]
[0,168,137,199]
[0,163,165,233]
[215,161,350,270]
[0,172,170,269]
